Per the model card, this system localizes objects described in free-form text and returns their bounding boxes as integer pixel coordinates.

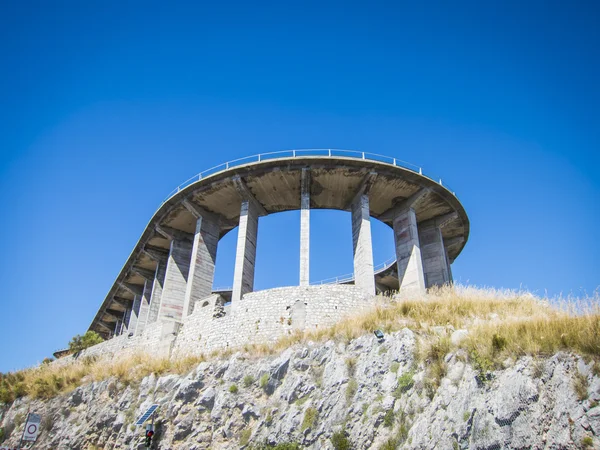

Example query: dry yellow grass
[1,285,598,402]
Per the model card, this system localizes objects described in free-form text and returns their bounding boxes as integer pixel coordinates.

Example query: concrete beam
[120,282,144,297]
[300,168,310,286]
[182,198,236,227]
[444,236,465,248]
[420,211,459,230]
[345,171,377,210]
[182,213,220,316]
[379,188,430,222]
[351,193,376,295]
[157,237,193,321]
[112,296,132,310]
[155,224,193,242]
[103,310,121,321]
[232,199,259,301]
[232,175,268,216]
[97,321,113,332]
[142,245,169,262]
[393,208,426,296]
[131,266,156,281]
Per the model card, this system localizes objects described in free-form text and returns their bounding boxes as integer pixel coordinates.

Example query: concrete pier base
[158,238,193,321]
[419,223,452,288]
[182,215,220,316]
[393,208,426,295]
[232,200,259,301]
[351,194,376,295]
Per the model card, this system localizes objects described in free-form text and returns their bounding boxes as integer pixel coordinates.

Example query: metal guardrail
[210,255,397,291]
[161,148,458,204]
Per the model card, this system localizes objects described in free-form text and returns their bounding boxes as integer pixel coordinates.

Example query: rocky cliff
[1,328,599,449]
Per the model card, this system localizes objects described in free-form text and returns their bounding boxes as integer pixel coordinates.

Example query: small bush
[346,378,358,402]
[301,407,318,431]
[331,430,351,450]
[379,436,399,450]
[345,357,357,376]
[0,428,5,444]
[68,331,104,353]
[574,372,589,401]
[240,428,252,446]
[229,384,239,394]
[582,436,594,448]
[259,373,270,389]
[394,371,414,397]
[390,362,399,373]
[383,408,395,427]
[491,334,507,353]
[243,375,255,388]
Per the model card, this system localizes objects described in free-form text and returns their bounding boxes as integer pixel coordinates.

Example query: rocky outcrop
[1,329,598,449]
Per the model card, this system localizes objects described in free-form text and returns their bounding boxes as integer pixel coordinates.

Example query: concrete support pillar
[393,208,426,295]
[146,258,167,324]
[127,295,141,334]
[114,319,123,336]
[182,215,220,316]
[232,200,259,301]
[158,238,193,321]
[351,193,376,295]
[299,168,310,286]
[419,224,452,288]
[134,279,153,335]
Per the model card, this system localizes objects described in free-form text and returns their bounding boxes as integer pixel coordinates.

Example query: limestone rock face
[1,329,598,449]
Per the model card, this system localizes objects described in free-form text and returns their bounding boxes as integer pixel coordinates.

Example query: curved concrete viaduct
[88,151,469,338]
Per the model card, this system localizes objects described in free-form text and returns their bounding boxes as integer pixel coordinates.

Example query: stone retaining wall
[56,285,375,364]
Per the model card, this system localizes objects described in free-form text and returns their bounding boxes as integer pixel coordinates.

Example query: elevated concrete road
[88,151,469,337]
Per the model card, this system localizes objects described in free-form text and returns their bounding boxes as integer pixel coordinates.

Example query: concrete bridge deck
[88,150,469,338]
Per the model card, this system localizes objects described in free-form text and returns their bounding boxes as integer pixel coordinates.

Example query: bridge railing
[161,149,457,204]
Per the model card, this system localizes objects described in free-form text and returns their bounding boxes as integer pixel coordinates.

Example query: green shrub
[259,373,270,389]
[491,334,507,353]
[346,378,358,402]
[301,407,318,431]
[0,428,5,444]
[243,375,255,388]
[240,428,252,446]
[331,430,351,450]
[383,408,395,427]
[394,371,414,397]
[390,362,399,373]
[229,384,239,394]
[582,436,594,448]
[68,331,104,353]
[574,372,589,401]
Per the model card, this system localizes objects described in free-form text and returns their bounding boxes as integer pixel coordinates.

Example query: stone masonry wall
[56,285,375,365]
[172,284,373,357]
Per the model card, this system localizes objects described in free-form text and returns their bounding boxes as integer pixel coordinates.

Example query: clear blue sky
[0,1,598,372]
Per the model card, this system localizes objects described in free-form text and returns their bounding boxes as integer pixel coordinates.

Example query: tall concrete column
[146,258,166,324]
[182,215,220,316]
[299,168,310,286]
[114,319,123,336]
[126,295,141,333]
[157,238,193,321]
[134,279,152,335]
[232,200,259,301]
[393,208,426,295]
[351,193,376,295]
[419,224,451,288]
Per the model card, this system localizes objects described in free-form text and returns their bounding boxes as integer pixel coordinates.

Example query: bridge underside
[89,156,469,339]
